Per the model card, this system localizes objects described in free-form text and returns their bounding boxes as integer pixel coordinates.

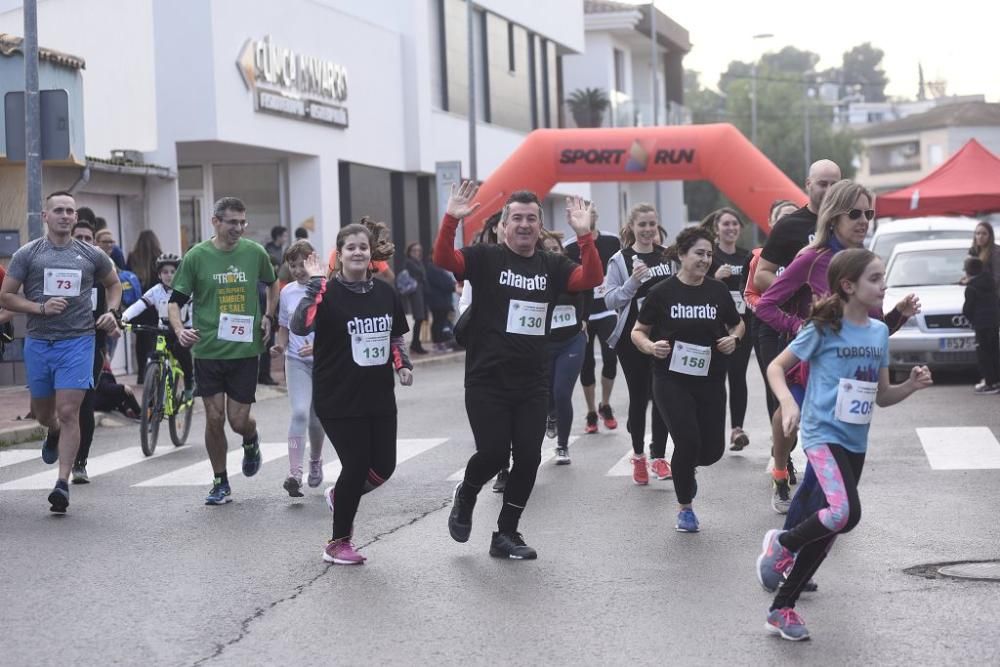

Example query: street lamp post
[749,33,773,147]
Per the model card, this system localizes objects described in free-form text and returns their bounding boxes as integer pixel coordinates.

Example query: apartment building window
[613,48,626,94]
[869,141,921,175]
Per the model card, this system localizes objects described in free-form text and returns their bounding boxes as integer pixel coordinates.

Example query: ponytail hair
[332,216,394,276]
[806,248,878,334]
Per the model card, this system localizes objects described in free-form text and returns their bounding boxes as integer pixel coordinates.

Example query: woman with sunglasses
[757,180,917,518]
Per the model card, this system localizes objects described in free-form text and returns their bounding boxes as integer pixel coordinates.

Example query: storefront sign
[237,36,348,128]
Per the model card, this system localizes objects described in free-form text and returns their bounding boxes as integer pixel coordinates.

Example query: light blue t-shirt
[789,318,890,454]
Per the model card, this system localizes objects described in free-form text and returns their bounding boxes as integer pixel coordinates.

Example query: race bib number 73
[44,268,82,297]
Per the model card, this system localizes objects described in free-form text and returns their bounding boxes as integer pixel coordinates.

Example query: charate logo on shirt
[645,264,672,278]
[671,304,717,319]
[213,265,248,285]
[347,315,392,334]
[499,269,547,291]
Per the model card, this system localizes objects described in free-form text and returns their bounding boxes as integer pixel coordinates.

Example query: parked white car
[869,216,980,261]
[884,239,977,381]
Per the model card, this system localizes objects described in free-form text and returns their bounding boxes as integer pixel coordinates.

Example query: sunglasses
[847,209,875,221]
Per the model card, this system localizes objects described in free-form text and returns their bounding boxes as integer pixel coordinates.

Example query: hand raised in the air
[303,252,326,279]
[446,181,482,220]
[565,196,595,236]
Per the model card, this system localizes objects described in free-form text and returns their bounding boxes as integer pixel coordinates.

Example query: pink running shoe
[631,455,649,485]
[323,537,366,565]
[650,458,672,480]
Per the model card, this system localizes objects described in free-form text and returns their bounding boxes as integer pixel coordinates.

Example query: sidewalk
[0,350,463,447]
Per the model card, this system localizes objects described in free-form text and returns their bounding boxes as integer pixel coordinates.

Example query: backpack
[119,269,142,307]
[395,269,419,296]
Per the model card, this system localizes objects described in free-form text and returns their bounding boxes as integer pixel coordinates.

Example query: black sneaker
[555,447,571,465]
[490,531,537,560]
[787,457,797,486]
[492,469,509,493]
[545,414,557,440]
[448,482,476,543]
[585,411,598,434]
[48,482,69,513]
[41,430,59,465]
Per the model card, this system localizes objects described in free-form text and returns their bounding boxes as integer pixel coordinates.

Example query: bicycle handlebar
[123,323,178,335]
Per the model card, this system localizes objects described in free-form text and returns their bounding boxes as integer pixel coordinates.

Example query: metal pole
[466,0,477,183]
[650,2,662,217]
[803,83,811,179]
[751,61,757,146]
[24,0,43,240]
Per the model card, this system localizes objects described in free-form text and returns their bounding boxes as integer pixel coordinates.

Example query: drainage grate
[904,560,1000,582]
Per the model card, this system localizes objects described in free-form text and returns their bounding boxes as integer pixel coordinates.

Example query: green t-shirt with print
[172,238,277,360]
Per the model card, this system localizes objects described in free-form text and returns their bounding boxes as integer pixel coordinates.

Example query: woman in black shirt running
[633,226,744,534]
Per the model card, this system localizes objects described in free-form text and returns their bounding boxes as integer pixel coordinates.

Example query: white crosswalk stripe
[918,426,1000,470]
[0,449,41,470]
[322,438,449,480]
[134,441,289,487]
[446,436,577,481]
[0,441,190,490]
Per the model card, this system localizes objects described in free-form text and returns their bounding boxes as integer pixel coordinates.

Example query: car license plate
[939,337,976,351]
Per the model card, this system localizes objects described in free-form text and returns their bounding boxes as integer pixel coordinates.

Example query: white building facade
[0,0,585,259]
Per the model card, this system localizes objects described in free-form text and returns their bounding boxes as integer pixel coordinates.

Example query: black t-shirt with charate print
[617,247,673,350]
[637,276,741,382]
[311,278,409,418]
[459,243,576,389]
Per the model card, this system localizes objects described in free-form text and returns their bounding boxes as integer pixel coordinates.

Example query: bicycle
[124,323,194,456]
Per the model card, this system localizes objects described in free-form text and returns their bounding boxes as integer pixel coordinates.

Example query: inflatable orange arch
[461,123,806,245]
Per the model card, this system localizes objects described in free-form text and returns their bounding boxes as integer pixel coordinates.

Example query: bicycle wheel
[168,369,193,447]
[139,362,163,457]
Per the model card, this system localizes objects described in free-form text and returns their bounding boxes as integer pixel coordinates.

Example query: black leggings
[617,341,668,457]
[725,331,752,428]
[773,444,865,609]
[75,389,96,467]
[548,333,586,447]
[461,384,547,533]
[653,375,726,504]
[754,318,788,419]
[580,316,618,386]
[320,414,397,540]
[975,327,1000,385]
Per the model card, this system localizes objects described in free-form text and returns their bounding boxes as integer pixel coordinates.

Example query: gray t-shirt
[7,236,115,340]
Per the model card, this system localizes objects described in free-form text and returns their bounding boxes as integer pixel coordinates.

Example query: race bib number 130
[506,299,548,336]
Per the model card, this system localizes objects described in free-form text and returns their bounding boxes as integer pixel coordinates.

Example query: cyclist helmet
[156,253,181,270]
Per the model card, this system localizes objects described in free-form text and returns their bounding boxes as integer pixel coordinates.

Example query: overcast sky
[627,1,997,102]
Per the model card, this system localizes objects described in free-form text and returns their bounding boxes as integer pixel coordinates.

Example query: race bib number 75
[218,313,254,343]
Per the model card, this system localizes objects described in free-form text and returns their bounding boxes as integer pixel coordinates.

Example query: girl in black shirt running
[633,226,744,533]
[291,220,414,565]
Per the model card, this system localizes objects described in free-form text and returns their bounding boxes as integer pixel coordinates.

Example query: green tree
[840,42,889,102]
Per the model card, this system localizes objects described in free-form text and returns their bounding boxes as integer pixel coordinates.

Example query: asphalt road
[2,355,999,666]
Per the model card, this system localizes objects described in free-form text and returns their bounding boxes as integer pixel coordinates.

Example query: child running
[756,248,932,641]
[271,240,327,497]
[291,220,414,565]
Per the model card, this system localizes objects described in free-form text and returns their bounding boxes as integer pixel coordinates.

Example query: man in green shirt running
[168,196,279,505]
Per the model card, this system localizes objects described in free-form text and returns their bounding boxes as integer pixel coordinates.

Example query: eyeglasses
[847,209,875,221]
[219,218,248,228]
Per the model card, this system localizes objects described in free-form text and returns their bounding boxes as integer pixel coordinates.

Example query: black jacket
[424,262,456,311]
[963,272,1000,328]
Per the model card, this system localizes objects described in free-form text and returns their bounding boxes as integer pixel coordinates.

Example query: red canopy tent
[877,139,1000,218]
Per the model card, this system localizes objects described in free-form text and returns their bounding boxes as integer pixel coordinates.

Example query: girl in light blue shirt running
[754,248,933,641]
